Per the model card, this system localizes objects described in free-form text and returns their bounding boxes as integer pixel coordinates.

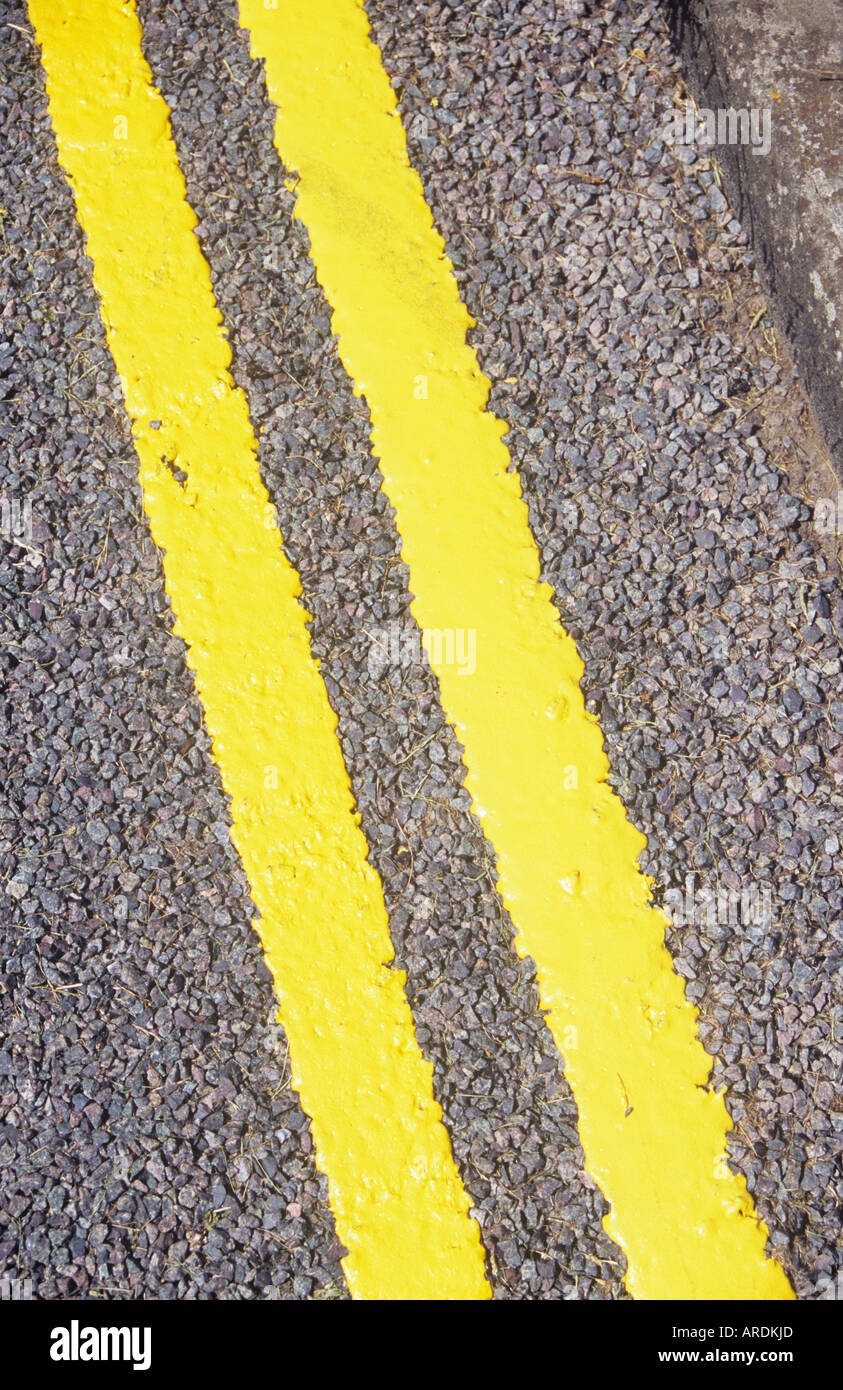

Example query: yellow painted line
[29,0,489,1302]
[238,0,794,1300]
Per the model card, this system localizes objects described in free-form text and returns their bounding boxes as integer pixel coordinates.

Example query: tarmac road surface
[0,0,840,1301]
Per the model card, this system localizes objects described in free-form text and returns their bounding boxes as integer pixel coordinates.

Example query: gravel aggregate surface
[364,0,841,1294]
[0,0,347,1301]
[1,0,840,1300]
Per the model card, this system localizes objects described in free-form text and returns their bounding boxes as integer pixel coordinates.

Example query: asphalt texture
[1,0,840,1300]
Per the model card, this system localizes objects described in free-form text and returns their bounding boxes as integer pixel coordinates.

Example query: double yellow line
[30,0,792,1301]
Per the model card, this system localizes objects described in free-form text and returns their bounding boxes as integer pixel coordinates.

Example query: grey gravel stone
[0,0,348,1302]
[0,0,839,1304]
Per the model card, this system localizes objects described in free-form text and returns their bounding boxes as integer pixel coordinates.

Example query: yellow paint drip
[238,0,794,1299]
[29,0,489,1301]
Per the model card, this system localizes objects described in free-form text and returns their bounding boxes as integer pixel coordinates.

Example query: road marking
[28,0,489,1302]
[238,0,794,1299]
